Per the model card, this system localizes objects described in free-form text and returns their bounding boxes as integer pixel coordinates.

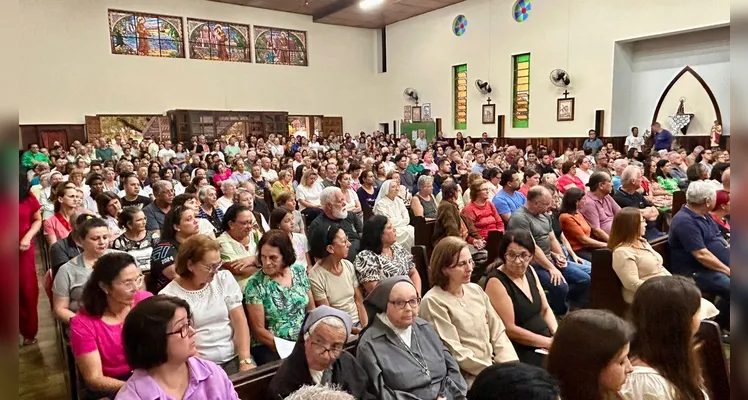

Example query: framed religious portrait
[482,104,496,124]
[411,106,422,122]
[403,105,412,121]
[557,98,575,121]
[423,103,432,120]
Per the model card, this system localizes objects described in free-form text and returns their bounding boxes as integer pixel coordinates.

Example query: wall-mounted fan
[475,79,492,95]
[403,88,419,103]
[549,69,571,87]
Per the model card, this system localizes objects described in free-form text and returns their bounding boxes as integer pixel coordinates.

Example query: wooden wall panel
[19,124,85,150]
[473,135,728,154]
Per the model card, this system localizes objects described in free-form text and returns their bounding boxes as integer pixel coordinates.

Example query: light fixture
[359,0,384,10]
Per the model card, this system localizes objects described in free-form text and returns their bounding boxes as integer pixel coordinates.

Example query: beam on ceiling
[312,0,358,21]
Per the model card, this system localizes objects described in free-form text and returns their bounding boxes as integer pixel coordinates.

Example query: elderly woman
[420,238,518,386]
[268,306,373,399]
[484,231,557,367]
[411,175,438,220]
[119,296,240,399]
[160,235,255,375]
[211,161,232,189]
[270,208,312,269]
[52,217,111,324]
[271,170,295,204]
[275,190,305,234]
[556,160,585,194]
[112,206,159,271]
[150,206,200,293]
[70,253,151,397]
[386,171,413,206]
[461,178,504,240]
[357,276,468,399]
[308,224,367,331]
[217,180,236,213]
[216,204,261,290]
[354,215,421,296]
[44,183,78,246]
[40,171,64,219]
[244,230,316,366]
[96,191,123,238]
[373,180,414,250]
[197,185,224,233]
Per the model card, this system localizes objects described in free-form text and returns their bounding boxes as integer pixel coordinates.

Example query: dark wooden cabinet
[167,110,289,145]
[321,116,343,138]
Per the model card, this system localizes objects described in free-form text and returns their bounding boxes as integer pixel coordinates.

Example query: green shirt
[21,151,50,169]
[656,176,679,194]
[224,144,241,157]
[96,147,114,161]
[243,263,310,346]
[407,164,425,175]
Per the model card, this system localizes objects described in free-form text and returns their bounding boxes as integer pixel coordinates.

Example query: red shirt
[461,201,504,239]
[557,174,585,194]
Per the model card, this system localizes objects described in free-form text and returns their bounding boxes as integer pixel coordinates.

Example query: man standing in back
[652,122,674,152]
[624,127,645,152]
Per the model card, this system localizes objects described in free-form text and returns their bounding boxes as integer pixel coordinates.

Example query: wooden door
[322,117,343,138]
[85,116,101,143]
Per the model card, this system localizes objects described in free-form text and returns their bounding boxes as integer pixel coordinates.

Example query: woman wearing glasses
[118,295,239,399]
[419,237,517,387]
[69,252,151,398]
[160,235,254,375]
[483,231,557,367]
[356,276,467,399]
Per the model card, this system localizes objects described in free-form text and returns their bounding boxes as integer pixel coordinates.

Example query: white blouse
[620,366,709,400]
[296,184,322,211]
[159,270,243,364]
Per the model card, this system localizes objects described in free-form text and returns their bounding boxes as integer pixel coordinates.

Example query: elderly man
[322,162,338,188]
[611,158,629,191]
[667,151,688,181]
[507,186,590,315]
[267,306,372,399]
[686,145,704,166]
[308,187,363,261]
[669,181,730,331]
[580,172,620,242]
[260,157,279,183]
[21,143,51,170]
[142,180,174,232]
[613,166,664,240]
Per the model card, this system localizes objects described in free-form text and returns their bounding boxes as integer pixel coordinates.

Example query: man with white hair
[611,159,629,191]
[668,181,730,331]
[261,156,279,183]
[686,145,704,167]
[284,385,356,400]
[613,165,664,240]
[308,187,363,261]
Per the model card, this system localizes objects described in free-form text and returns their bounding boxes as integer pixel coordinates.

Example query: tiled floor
[18,253,68,400]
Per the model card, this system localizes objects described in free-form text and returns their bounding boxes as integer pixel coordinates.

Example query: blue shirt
[612,175,622,191]
[668,206,730,276]
[471,163,486,174]
[654,129,674,151]
[583,138,604,155]
[492,189,527,215]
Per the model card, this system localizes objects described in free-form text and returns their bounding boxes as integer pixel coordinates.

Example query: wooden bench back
[413,216,436,257]
[411,245,431,295]
[696,320,730,400]
[590,248,629,318]
[672,190,686,216]
[485,230,504,266]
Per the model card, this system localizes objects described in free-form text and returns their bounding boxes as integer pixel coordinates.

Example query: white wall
[623,27,730,137]
[19,0,380,132]
[375,0,730,137]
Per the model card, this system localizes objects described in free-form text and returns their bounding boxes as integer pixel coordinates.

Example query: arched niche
[651,66,722,134]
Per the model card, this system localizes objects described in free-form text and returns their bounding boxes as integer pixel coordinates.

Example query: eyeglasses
[167,318,195,338]
[116,274,144,289]
[200,261,223,273]
[449,259,474,269]
[505,252,533,262]
[310,339,344,358]
[389,298,421,309]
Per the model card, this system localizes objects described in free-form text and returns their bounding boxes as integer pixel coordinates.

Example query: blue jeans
[692,270,730,329]
[532,258,591,315]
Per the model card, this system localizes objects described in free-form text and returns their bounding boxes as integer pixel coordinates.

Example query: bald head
[526,186,552,215]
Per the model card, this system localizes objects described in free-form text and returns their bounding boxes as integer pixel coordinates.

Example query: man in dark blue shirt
[652,122,674,152]
[668,181,730,330]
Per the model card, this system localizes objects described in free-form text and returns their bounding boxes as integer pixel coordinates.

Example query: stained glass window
[108,10,184,58]
[187,19,250,62]
[454,64,468,130]
[512,53,530,128]
[254,26,308,66]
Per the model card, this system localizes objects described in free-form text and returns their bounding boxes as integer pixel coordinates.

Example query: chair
[672,190,686,216]
[411,245,431,295]
[412,216,436,257]
[590,248,629,318]
[485,230,504,266]
[696,320,730,400]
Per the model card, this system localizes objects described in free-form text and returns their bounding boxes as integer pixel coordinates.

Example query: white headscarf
[375,179,396,206]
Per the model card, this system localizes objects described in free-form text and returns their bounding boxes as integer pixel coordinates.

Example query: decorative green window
[454,64,468,130]
[512,53,530,128]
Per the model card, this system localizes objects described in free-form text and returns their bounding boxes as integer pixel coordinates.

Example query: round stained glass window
[453,15,468,36]
[513,0,532,22]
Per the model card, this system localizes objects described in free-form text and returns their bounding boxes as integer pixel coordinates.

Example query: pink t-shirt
[70,291,153,378]
[43,213,72,241]
[556,174,585,194]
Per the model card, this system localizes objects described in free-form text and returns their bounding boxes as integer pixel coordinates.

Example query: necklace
[394,330,431,378]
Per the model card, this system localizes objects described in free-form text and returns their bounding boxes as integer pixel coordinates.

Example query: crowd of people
[18,126,729,399]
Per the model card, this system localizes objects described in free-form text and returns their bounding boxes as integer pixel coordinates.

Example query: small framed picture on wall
[557,98,575,121]
[411,106,422,122]
[482,104,496,124]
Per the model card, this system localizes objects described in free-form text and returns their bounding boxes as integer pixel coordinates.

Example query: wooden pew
[411,245,431,295]
[362,201,373,223]
[672,190,686,216]
[696,320,730,400]
[590,248,629,318]
[264,188,274,212]
[485,230,504,266]
[412,216,436,257]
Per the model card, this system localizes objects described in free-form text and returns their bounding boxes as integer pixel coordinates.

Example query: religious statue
[710,120,722,147]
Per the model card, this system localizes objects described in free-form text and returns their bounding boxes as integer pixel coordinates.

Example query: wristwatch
[239,358,254,366]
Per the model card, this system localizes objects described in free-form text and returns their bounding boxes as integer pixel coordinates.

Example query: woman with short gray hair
[217,180,236,214]
[411,175,437,219]
[197,185,224,233]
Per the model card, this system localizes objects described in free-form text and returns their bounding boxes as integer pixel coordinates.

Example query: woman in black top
[484,231,557,366]
[149,206,199,293]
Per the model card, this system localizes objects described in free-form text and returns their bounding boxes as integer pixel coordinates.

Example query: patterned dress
[243,264,310,346]
[353,244,413,286]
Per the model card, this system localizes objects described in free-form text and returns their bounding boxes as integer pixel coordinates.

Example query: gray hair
[686,181,716,206]
[526,185,549,202]
[613,159,629,172]
[319,186,342,207]
[417,175,434,191]
[693,145,705,154]
[284,385,354,400]
[197,185,216,203]
[233,188,252,203]
[620,165,641,186]
[151,179,172,196]
[220,179,236,193]
[303,316,347,340]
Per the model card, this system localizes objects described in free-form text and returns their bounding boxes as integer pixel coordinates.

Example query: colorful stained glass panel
[512,53,531,128]
[254,26,308,66]
[187,18,250,62]
[454,64,468,130]
[108,10,184,58]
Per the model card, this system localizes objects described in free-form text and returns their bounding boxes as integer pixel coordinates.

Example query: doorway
[379,123,389,135]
